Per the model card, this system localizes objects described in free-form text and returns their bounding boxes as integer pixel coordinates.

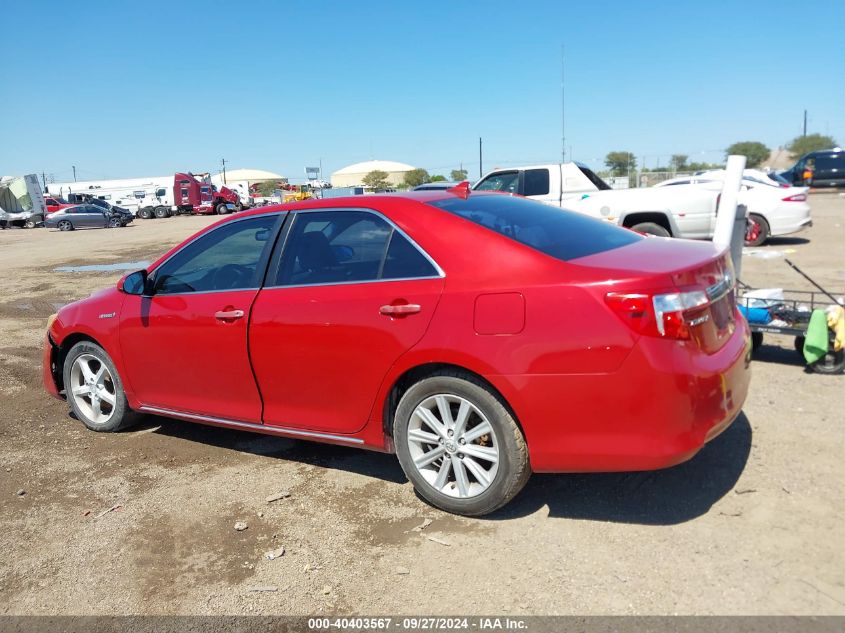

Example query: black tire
[216,202,230,215]
[808,333,845,375]
[393,371,531,516]
[25,215,43,229]
[139,207,154,220]
[751,331,763,351]
[794,336,805,358]
[745,213,769,247]
[108,217,121,228]
[57,220,73,231]
[630,221,671,237]
[154,206,169,218]
[62,341,141,432]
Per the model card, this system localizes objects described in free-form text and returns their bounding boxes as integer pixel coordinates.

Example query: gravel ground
[0,196,843,615]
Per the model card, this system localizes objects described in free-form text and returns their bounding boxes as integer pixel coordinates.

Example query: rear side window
[429,194,641,261]
[815,154,841,170]
[523,169,550,196]
[578,166,611,190]
[275,211,439,286]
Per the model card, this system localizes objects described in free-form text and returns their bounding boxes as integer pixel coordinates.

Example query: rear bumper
[491,315,752,473]
[767,203,812,237]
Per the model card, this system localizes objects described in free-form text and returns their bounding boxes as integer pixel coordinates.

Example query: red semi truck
[173,173,238,215]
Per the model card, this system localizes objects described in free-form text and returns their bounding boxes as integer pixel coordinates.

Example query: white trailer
[48,178,177,219]
[0,174,48,228]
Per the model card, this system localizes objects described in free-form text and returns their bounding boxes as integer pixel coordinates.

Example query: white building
[330,160,417,188]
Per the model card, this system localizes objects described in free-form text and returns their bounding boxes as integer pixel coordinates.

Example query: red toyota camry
[43,189,751,515]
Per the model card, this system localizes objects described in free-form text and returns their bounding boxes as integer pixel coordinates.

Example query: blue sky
[1,0,843,183]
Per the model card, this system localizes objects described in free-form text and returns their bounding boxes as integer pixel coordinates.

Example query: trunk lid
[574,237,737,353]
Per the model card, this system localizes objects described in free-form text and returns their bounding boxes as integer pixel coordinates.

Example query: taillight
[606,289,710,340]
[783,193,807,202]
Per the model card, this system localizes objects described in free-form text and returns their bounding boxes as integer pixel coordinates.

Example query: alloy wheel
[69,353,117,425]
[407,394,499,499]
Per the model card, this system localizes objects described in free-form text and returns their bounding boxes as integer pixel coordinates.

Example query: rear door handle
[215,309,245,321]
[380,304,421,316]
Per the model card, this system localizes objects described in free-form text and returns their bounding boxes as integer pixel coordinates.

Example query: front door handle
[215,309,245,321]
[380,303,421,316]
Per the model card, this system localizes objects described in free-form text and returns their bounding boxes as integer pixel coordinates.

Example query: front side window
[275,211,438,286]
[474,171,519,193]
[152,215,277,294]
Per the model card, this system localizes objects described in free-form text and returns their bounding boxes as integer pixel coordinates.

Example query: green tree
[604,151,637,176]
[430,174,447,182]
[669,154,688,171]
[362,170,391,191]
[450,168,468,181]
[255,180,279,196]
[786,133,838,158]
[725,141,770,168]
[403,168,431,188]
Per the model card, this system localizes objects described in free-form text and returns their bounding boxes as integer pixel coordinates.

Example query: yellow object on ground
[827,305,845,352]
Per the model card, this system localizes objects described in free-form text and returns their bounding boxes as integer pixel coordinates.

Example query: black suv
[780,148,844,188]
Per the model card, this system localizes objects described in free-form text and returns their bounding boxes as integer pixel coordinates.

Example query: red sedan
[43,190,751,515]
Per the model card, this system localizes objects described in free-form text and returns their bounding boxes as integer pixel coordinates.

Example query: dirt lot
[1,197,843,616]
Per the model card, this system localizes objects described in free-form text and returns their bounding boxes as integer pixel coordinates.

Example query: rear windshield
[428,194,642,261]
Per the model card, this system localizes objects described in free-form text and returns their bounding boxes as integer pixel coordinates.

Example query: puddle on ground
[53,260,150,273]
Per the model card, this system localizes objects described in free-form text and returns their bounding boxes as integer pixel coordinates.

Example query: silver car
[45,204,130,231]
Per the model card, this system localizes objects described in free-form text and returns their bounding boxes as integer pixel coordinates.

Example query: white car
[655,171,812,246]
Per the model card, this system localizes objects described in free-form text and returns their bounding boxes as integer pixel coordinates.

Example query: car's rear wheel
[25,215,42,229]
[393,371,530,516]
[630,222,671,237]
[57,220,73,231]
[63,342,139,432]
[154,206,169,218]
[745,213,769,247]
[108,217,121,228]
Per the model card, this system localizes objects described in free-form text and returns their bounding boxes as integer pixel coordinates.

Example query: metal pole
[222,158,227,184]
[803,110,807,137]
[72,166,76,182]
[41,172,46,189]
[784,258,839,304]
[713,155,748,279]
[561,44,565,163]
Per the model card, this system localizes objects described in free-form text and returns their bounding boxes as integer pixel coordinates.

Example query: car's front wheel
[63,342,139,432]
[108,217,122,228]
[393,371,531,516]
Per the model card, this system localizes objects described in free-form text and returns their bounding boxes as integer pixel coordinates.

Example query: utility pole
[222,158,227,184]
[41,172,46,189]
[72,166,77,182]
[561,43,565,163]
[478,137,483,178]
[803,110,807,137]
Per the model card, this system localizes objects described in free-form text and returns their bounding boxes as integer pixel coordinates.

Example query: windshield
[428,194,641,261]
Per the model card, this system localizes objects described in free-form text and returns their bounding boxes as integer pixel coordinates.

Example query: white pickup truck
[472,162,720,239]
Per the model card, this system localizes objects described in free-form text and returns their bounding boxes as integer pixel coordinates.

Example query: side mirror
[119,270,148,295]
